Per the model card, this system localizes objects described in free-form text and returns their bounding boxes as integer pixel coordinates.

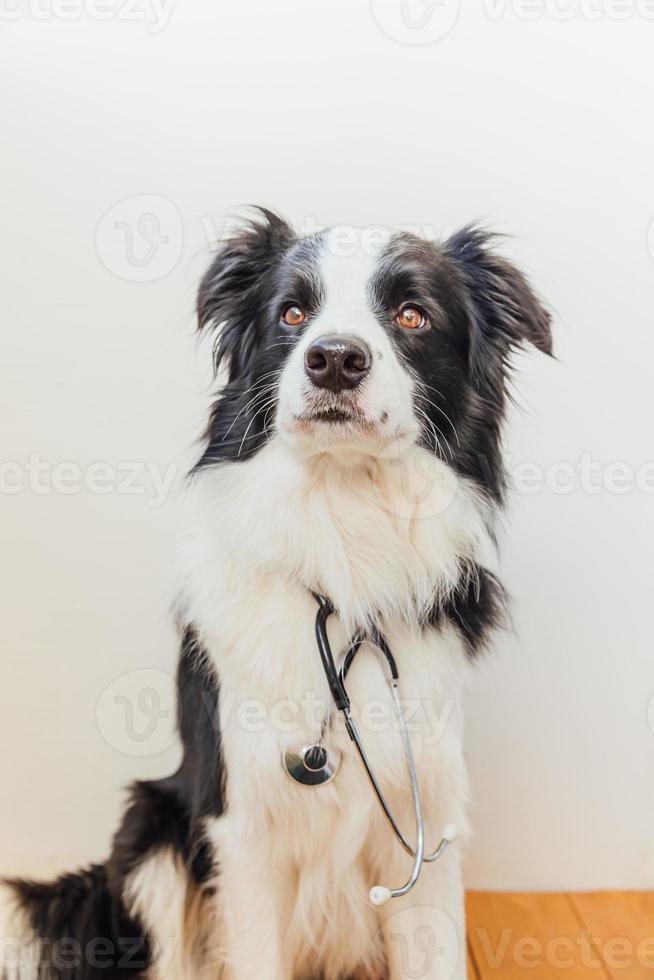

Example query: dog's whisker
[220,380,280,441]
[413,401,455,461]
[414,384,461,446]
[264,340,297,352]
[236,397,278,458]
[414,404,453,460]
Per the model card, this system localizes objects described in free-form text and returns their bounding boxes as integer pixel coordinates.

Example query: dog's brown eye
[397,306,426,330]
[282,305,306,328]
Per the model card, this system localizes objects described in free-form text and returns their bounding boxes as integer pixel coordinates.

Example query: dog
[1,210,552,980]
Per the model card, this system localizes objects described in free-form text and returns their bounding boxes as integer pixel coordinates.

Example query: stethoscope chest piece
[283,743,341,786]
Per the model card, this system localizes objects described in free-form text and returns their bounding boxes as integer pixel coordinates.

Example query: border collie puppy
[2,210,551,980]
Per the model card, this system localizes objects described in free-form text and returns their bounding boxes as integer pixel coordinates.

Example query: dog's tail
[1,862,149,979]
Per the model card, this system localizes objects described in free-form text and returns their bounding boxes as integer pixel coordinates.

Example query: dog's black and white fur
[1,211,551,980]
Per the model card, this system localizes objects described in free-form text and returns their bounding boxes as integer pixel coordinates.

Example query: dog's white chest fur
[176,439,481,978]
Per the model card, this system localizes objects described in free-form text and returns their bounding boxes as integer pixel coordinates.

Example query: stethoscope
[283,593,458,907]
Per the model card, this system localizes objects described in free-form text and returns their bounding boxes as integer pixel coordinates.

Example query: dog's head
[197,209,551,502]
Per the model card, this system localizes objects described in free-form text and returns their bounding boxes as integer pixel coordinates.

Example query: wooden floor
[466,892,654,979]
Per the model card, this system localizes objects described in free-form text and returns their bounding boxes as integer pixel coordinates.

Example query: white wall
[1,0,653,890]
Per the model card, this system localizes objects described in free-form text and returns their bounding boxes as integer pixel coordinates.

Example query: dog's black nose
[304,336,371,393]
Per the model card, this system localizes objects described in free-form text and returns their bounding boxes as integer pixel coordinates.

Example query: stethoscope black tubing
[313,593,399,707]
[312,593,350,711]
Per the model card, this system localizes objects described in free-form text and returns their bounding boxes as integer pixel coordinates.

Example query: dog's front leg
[378,847,466,980]
[218,824,292,980]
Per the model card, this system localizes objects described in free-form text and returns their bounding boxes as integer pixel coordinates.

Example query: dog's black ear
[445,226,552,380]
[197,209,294,382]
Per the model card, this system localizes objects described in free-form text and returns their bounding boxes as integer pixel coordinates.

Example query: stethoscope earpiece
[369,885,392,906]
[442,823,459,844]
